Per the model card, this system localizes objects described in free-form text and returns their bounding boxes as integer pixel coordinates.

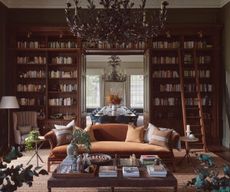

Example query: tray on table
[52,164,97,178]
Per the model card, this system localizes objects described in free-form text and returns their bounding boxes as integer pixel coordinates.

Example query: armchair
[13,111,39,145]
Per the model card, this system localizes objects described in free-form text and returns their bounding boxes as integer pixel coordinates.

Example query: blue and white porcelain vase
[67,142,76,158]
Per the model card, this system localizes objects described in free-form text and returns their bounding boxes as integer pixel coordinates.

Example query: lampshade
[0,96,19,109]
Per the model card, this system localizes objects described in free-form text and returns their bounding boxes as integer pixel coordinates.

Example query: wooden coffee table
[47,158,178,192]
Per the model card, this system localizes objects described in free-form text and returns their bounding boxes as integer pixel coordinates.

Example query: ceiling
[0,0,230,8]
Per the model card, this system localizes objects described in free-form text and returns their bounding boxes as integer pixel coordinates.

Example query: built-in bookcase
[148,25,221,145]
[10,25,221,145]
[10,27,82,133]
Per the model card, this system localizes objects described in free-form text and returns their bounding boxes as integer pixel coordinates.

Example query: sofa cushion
[92,124,128,141]
[53,127,73,146]
[125,125,144,143]
[51,141,171,158]
[144,123,157,143]
[84,125,97,142]
[149,127,172,148]
[54,120,75,129]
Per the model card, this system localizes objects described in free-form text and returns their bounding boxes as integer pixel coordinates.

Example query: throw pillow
[84,125,97,142]
[54,120,75,129]
[149,127,172,148]
[144,123,157,143]
[53,126,73,146]
[125,125,144,143]
[18,125,32,134]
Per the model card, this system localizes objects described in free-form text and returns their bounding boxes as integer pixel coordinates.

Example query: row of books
[159,83,212,92]
[99,166,141,178]
[99,165,167,178]
[17,41,78,49]
[99,155,167,178]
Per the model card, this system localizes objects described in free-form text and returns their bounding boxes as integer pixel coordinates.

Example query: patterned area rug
[9,149,228,192]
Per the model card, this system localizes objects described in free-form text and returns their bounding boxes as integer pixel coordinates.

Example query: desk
[178,136,199,165]
[94,106,137,124]
[95,106,136,117]
[26,136,46,167]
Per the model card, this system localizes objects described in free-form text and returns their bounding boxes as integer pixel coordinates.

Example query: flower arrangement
[106,94,122,105]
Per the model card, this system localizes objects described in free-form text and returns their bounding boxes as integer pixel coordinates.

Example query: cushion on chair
[18,125,32,134]
[125,124,144,143]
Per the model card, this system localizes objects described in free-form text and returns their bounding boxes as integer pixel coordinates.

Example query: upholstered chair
[13,111,39,145]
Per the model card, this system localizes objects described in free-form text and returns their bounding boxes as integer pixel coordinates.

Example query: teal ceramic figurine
[187,153,230,191]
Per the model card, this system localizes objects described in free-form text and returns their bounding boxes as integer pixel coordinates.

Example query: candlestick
[186,125,190,132]
[186,125,191,136]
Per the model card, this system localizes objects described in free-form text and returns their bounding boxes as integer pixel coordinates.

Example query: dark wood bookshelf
[147,25,222,145]
[10,26,81,130]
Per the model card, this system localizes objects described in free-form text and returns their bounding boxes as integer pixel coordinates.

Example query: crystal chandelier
[103,55,127,82]
[65,0,168,44]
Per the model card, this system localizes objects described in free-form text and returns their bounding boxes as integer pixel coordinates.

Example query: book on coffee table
[119,158,140,167]
[98,166,117,177]
[140,155,159,165]
[122,166,140,177]
[146,164,167,177]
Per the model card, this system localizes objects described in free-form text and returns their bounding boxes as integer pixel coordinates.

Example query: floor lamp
[0,96,19,147]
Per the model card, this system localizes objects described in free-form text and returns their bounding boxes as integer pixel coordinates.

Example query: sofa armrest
[170,131,181,150]
[44,130,57,149]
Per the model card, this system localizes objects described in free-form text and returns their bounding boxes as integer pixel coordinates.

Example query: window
[130,75,144,108]
[86,75,101,108]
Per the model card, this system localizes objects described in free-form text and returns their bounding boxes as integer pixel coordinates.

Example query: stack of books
[140,155,158,165]
[98,166,117,177]
[146,164,167,177]
[122,166,140,177]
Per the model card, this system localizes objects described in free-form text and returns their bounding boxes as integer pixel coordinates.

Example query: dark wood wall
[0,2,8,148]
[7,8,221,25]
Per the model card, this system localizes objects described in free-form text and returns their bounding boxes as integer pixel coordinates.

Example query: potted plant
[0,146,48,192]
[66,128,91,157]
[24,130,40,150]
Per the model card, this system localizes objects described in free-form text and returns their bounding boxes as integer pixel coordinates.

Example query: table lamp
[0,96,19,147]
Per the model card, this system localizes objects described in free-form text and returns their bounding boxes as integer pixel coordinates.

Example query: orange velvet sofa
[44,123,180,172]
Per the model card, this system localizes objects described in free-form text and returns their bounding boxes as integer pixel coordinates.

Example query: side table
[178,136,199,165]
[26,136,46,168]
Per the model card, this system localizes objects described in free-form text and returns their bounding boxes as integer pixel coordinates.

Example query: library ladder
[179,49,207,152]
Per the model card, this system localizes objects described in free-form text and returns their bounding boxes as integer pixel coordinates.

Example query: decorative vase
[67,142,76,158]
[112,104,116,111]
